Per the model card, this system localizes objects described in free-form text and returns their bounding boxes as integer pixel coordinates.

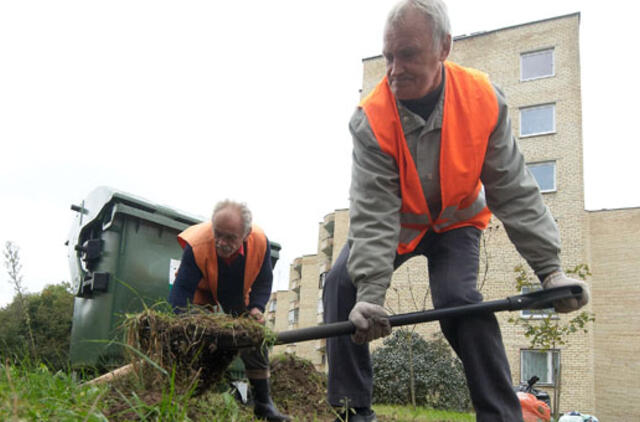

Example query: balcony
[320,237,333,257]
[323,216,335,236]
[290,279,300,292]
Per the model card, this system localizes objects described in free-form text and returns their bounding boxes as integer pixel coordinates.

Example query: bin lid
[67,186,205,294]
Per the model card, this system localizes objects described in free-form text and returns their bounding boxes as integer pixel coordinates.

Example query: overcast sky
[1,0,638,307]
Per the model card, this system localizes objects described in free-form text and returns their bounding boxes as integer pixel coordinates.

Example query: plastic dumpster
[67,186,281,369]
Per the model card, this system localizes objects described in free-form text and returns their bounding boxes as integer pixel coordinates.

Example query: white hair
[212,199,252,236]
[386,0,451,50]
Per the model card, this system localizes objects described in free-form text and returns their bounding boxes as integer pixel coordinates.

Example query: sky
[1,0,638,307]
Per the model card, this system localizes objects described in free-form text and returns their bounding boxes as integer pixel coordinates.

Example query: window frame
[519,285,558,319]
[526,161,557,194]
[519,103,556,138]
[520,349,560,386]
[520,48,555,81]
[288,308,299,325]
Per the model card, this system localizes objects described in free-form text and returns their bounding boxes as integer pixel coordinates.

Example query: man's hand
[248,307,265,325]
[348,302,392,344]
[542,271,590,313]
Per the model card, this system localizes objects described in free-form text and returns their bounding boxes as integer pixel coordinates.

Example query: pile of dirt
[269,353,334,421]
[123,307,269,393]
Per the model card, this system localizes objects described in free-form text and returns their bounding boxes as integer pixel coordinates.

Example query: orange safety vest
[360,61,498,254]
[177,221,267,307]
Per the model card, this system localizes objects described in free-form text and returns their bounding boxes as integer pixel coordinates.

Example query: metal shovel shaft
[274,285,583,346]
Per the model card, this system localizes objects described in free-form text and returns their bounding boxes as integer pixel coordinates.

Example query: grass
[1,361,109,421]
[373,404,475,422]
[1,360,476,421]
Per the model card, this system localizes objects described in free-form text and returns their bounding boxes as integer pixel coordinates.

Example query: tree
[508,264,595,419]
[371,329,472,412]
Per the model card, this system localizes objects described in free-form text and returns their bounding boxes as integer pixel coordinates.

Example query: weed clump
[123,307,268,393]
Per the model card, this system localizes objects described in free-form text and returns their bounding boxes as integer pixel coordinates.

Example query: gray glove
[542,271,590,313]
[348,301,392,344]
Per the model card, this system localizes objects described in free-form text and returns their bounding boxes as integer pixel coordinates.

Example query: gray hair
[212,199,252,237]
[386,0,451,50]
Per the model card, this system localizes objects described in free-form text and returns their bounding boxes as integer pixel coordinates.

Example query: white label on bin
[169,259,181,286]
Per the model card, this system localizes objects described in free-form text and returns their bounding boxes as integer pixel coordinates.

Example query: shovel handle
[274,285,583,346]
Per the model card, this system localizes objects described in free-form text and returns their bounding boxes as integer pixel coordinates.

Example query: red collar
[222,243,244,265]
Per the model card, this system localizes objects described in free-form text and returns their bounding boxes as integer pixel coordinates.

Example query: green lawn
[373,404,475,422]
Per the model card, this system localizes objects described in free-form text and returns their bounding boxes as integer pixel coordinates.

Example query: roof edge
[362,11,581,62]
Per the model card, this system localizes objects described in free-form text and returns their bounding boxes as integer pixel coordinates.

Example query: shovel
[88,285,582,385]
[271,285,583,346]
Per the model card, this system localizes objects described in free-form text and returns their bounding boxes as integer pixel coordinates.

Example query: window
[521,349,559,385]
[527,162,556,193]
[520,104,555,137]
[520,285,556,318]
[288,308,299,325]
[268,300,277,313]
[319,271,328,289]
[317,300,323,315]
[521,48,554,81]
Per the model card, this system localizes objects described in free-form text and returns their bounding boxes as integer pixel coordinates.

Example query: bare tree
[3,241,37,359]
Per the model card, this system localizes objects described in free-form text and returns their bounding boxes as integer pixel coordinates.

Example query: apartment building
[265,13,640,421]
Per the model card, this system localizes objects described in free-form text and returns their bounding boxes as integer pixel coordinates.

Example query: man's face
[383,11,450,100]
[212,209,246,258]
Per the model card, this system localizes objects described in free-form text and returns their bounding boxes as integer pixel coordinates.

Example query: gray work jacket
[347,75,562,306]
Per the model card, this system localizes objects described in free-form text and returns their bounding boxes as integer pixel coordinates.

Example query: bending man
[322,1,590,421]
[170,200,290,422]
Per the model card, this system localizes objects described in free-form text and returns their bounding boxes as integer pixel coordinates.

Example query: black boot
[250,378,292,421]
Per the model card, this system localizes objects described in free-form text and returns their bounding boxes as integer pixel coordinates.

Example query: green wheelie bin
[67,186,281,370]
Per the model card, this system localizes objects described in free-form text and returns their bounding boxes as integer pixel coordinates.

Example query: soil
[269,353,333,421]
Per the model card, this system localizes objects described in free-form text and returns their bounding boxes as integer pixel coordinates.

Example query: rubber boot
[250,378,292,421]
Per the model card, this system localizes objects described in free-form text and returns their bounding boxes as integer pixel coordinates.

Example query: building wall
[588,208,640,421]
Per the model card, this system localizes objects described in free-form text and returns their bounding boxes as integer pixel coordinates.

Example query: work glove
[248,307,265,325]
[348,301,391,344]
[542,271,590,313]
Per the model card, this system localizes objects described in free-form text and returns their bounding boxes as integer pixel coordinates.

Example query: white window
[268,300,277,313]
[519,285,556,318]
[288,308,299,325]
[520,104,555,137]
[319,272,328,289]
[521,349,559,385]
[317,300,323,315]
[527,162,556,193]
[521,48,554,81]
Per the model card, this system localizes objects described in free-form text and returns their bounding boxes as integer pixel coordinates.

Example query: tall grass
[1,360,108,421]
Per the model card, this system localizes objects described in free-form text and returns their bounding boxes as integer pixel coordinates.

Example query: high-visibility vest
[360,61,498,254]
[177,221,267,307]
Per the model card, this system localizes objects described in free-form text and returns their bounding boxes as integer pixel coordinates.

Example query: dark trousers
[241,344,270,379]
[322,227,523,422]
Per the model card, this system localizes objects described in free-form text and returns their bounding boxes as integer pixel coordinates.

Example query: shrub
[0,282,74,370]
[372,329,472,412]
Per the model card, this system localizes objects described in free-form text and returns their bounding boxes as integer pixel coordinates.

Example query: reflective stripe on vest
[360,61,498,254]
[177,221,267,307]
